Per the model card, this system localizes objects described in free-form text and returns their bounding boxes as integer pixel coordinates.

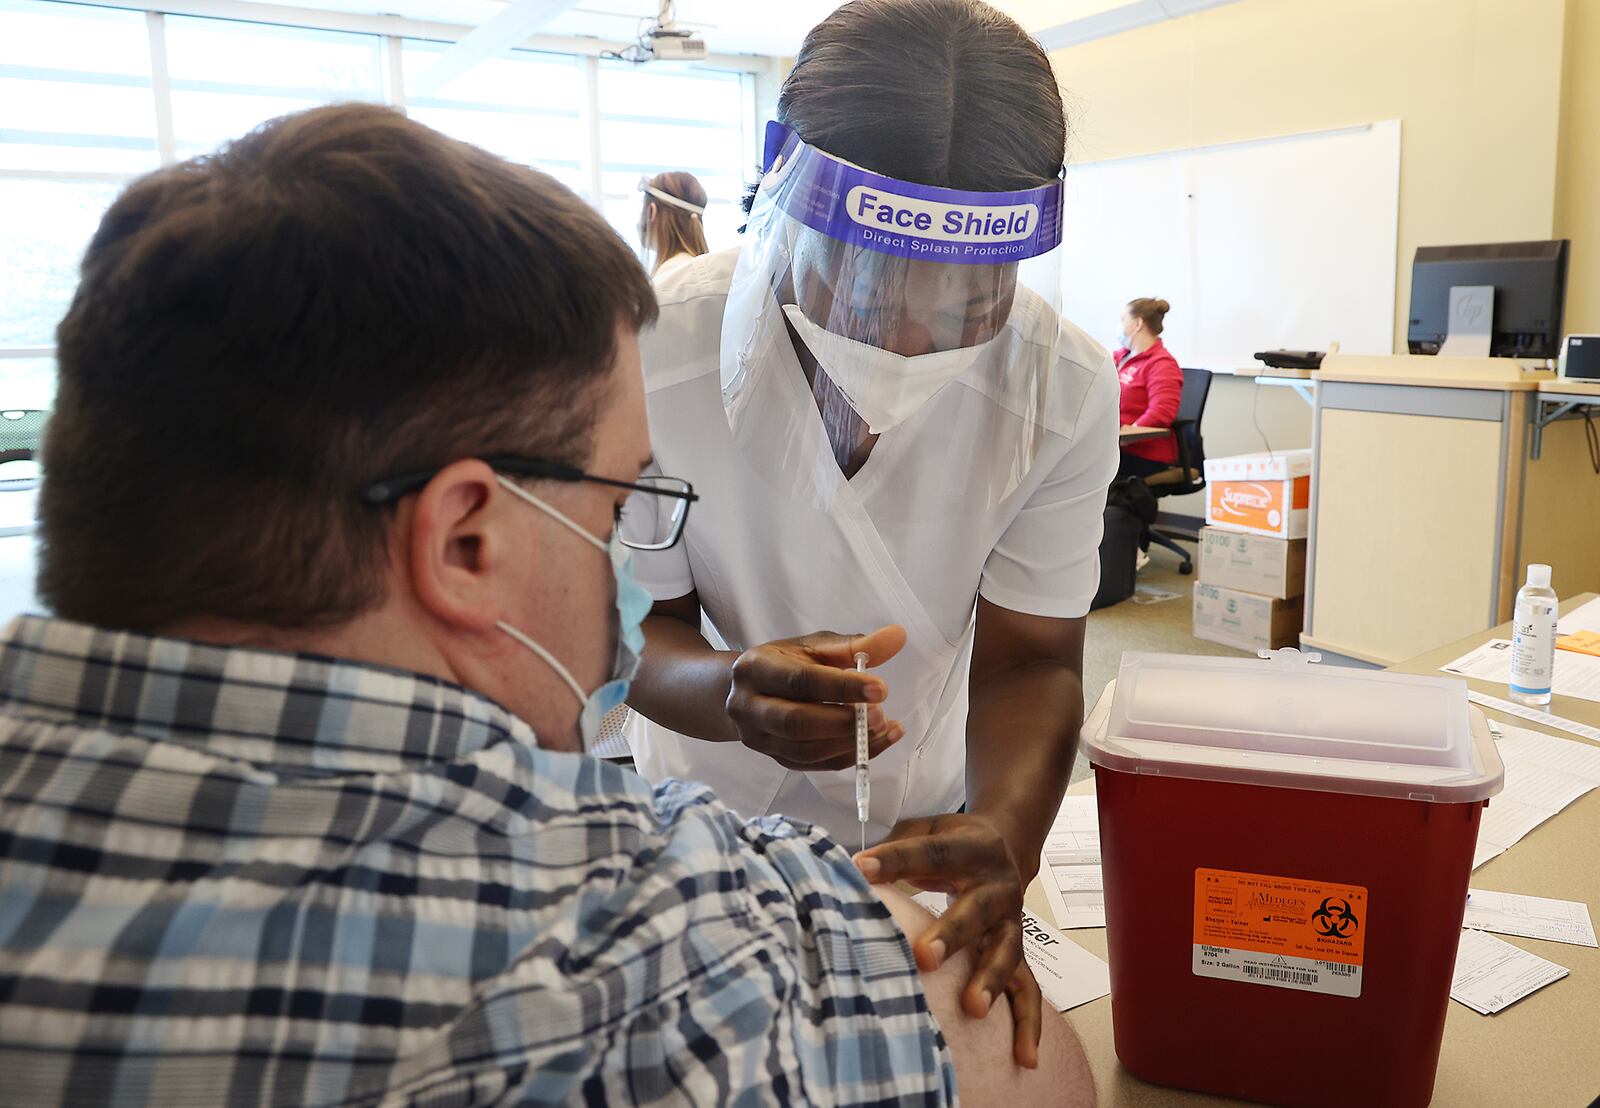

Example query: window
[596,61,752,252]
[165,16,385,160]
[0,0,158,408]
[0,178,122,350]
[401,41,586,197]
[0,0,158,174]
[0,1,761,417]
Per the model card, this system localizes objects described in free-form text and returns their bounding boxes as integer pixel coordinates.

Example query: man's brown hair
[39,103,656,631]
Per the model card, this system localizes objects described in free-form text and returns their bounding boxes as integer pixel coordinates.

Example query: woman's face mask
[781,305,991,434]
[1117,313,1138,350]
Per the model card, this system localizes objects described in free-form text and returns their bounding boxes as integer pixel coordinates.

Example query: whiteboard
[1060,121,1401,369]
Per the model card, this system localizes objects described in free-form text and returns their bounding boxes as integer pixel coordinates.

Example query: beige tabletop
[1228,365,1318,380]
[1119,426,1170,445]
[1033,594,1600,1106]
[1539,379,1600,398]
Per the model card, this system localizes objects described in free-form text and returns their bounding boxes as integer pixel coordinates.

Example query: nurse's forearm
[964,660,1083,885]
[629,613,741,743]
[964,602,1088,885]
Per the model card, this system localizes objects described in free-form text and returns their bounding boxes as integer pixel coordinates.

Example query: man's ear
[405,459,514,633]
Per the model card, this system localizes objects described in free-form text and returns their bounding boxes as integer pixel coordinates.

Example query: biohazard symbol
[1311,897,1360,939]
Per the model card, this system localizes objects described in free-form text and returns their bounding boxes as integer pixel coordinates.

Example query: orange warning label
[1194,868,1368,966]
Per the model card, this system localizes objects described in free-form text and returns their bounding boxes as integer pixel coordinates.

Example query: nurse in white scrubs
[624,0,1118,1065]
[637,172,709,283]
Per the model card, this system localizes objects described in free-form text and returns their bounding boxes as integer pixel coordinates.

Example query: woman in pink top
[1113,297,1184,480]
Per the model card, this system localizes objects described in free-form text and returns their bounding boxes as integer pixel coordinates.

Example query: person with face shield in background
[637,170,710,282]
[624,0,1120,1068]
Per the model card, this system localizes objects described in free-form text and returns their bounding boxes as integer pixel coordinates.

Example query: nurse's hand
[853,813,1042,1068]
[725,624,908,771]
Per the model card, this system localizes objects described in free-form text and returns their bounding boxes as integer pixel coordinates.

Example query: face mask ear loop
[496,619,589,707]
[492,474,608,711]
[495,475,608,552]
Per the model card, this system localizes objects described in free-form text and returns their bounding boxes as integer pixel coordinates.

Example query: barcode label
[1242,964,1318,985]
[1193,944,1362,998]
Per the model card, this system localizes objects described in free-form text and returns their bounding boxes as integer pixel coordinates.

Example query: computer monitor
[1407,239,1569,359]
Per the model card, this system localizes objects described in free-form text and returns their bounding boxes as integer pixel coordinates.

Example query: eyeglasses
[360,455,698,551]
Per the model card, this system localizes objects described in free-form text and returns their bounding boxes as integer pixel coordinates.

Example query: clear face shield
[720,122,1066,511]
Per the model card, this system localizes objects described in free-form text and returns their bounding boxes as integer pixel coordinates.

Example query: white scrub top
[627,248,1120,843]
[650,251,697,285]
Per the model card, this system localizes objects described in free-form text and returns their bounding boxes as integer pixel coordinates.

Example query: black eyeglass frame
[360,454,698,551]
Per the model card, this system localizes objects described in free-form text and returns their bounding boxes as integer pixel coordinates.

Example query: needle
[855,651,870,854]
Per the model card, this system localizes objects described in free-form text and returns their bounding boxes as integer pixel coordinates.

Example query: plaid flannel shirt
[0,616,956,1106]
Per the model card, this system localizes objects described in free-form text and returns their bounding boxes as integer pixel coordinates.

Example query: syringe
[854,651,870,853]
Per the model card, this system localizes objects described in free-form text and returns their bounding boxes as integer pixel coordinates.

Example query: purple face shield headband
[758,120,1064,265]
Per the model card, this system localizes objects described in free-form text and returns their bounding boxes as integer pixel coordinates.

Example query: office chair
[1139,369,1213,574]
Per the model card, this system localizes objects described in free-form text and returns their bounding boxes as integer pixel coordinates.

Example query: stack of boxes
[1192,449,1311,653]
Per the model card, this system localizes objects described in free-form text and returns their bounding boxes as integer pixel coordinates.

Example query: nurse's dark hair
[1128,297,1172,335]
[743,0,1065,213]
[39,103,657,632]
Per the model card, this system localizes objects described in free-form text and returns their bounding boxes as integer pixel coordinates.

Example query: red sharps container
[1081,650,1504,1107]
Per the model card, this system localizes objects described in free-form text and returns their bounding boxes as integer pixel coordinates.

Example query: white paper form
[1464,889,1598,947]
[910,893,1111,1012]
[1450,929,1569,1014]
[1442,638,1600,703]
[1556,595,1600,636]
[1473,723,1600,868]
[1040,795,1106,929]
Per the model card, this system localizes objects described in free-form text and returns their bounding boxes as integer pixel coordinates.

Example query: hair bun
[1156,299,1170,314]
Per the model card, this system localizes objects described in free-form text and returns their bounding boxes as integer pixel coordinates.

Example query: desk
[1228,365,1316,406]
[1530,378,1600,459]
[1119,426,1170,445]
[1299,354,1600,668]
[1031,593,1600,1105]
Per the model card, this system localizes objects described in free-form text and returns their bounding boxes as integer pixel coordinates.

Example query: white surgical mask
[782,303,991,435]
[493,476,652,752]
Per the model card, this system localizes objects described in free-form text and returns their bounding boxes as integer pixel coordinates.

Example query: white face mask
[781,303,991,435]
[492,476,651,753]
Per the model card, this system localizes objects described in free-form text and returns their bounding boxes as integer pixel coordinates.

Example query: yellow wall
[1049,0,1569,352]
[1557,0,1600,334]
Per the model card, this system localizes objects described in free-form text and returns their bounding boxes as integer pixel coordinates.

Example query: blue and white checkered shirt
[0,616,956,1106]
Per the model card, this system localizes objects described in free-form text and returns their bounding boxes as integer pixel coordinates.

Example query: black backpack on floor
[1091,478,1159,611]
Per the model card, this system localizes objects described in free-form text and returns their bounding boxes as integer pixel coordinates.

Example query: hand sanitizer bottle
[1510,564,1557,707]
